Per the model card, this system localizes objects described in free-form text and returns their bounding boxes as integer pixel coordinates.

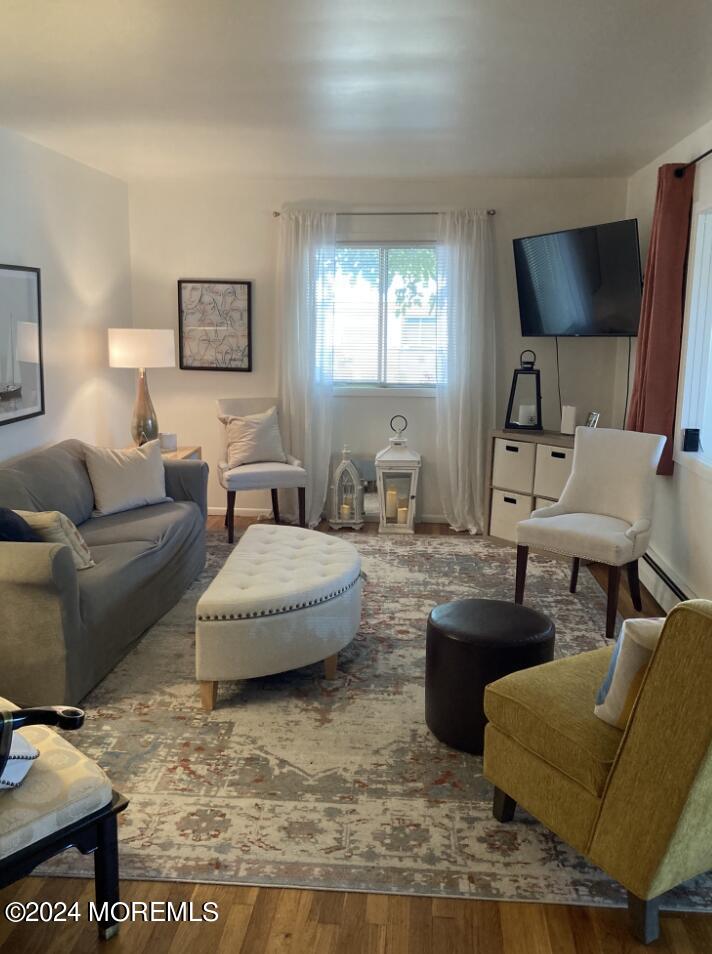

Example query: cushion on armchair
[484,647,623,796]
[221,406,287,468]
[595,617,665,728]
[0,696,112,859]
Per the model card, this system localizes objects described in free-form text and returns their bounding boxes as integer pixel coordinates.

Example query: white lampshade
[16,321,40,363]
[108,328,175,368]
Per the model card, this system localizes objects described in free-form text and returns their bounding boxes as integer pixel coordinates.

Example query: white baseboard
[639,547,693,612]
[207,506,271,517]
[208,506,449,524]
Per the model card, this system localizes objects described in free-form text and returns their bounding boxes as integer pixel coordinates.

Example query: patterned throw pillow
[14,510,95,570]
[0,731,39,790]
[594,617,665,729]
[221,406,287,469]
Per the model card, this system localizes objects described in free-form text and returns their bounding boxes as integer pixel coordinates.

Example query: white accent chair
[515,427,666,640]
[217,398,307,542]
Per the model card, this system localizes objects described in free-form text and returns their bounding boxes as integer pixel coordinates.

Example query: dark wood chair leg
[627,892,660,945]
[226,490,236,544]
[569,557,580,594]
[298,487,306,528]
[271,489,281,525]
[493,787,517,823]
[94,812,120,940]
[626,560,643,611]
[515,545,529,604]
[606,564,622,639]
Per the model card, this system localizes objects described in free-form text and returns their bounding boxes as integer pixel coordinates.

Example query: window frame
[675,199,712,484]
[332,239,438,395]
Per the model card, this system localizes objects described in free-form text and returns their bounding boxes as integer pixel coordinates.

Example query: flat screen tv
[513,219,642,336]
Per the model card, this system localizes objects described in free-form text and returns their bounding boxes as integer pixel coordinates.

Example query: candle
[386,488,398,519]
[397,506,408,524]
[340,503,352,520]
[518,404,536,426]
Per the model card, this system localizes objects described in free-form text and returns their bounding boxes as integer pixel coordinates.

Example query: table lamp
[108,328,175,445]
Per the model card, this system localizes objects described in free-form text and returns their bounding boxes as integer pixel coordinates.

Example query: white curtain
[277,210,337,527]
[435,210,495,533]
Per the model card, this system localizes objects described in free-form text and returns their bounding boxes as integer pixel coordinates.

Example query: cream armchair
[515,427,665,639]
[217,398,307,542]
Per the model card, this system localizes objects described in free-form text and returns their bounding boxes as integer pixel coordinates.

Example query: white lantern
[329,446,365,530]
[375,415,421,534]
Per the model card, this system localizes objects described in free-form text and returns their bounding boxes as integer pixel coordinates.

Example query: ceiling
[2,0,712,181]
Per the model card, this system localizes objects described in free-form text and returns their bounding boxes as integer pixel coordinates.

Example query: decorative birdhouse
[375,415,421,534]
[329,446,365,530]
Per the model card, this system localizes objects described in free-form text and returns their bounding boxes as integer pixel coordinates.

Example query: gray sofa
[0,440,208,705]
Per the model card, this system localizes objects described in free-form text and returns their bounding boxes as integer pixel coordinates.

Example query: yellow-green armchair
[483,599,712,944]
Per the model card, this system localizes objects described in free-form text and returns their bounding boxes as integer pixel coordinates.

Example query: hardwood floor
[1,518,693,953]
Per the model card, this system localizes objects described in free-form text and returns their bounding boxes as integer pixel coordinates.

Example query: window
[333,243,439,387]
[680,207,712,468]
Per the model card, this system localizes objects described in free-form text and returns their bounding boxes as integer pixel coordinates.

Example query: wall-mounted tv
[513,219,643,337]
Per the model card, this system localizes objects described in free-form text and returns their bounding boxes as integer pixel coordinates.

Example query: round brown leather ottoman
[425,598,555,755]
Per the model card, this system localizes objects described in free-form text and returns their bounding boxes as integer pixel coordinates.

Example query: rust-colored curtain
[627,163,696,475]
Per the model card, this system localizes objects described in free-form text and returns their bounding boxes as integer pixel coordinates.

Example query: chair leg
[627,892,660,945]
[271,489,281,525]
[493,787,516,823]
[226,490,236,544]
[569,557,580,594]
[94,811,120,940]
[298,487,306,528]
[626,560,643,611]
[515,545,528,604]
[606,564,622,640]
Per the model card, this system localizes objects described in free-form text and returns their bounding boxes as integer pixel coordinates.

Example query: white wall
[129,175,627,515]
[626,116,712,607]
[0,128,133,462]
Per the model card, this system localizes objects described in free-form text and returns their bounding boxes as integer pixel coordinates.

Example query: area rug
[43,530,712,909]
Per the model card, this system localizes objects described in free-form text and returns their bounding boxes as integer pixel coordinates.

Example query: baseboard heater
[642,554,689,603]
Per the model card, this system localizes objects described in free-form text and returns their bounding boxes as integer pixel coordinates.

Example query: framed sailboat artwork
[0,265,44,427]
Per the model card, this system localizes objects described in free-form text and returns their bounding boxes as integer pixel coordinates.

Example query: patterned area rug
[44,530,712,909]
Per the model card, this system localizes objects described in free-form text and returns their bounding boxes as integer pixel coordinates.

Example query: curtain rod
[272,209,496,217]
[674,146,712,177]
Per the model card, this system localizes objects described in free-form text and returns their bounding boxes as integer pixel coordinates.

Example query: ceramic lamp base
[131,368,159,446]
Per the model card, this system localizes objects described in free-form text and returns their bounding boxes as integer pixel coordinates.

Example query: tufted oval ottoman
[195,525,363,710]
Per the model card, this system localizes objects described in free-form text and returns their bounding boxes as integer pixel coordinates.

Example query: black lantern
[505,350,542,431]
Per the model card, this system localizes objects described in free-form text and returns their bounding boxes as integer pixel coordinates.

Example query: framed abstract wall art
[178,279,252,371]
[0,264,44,427]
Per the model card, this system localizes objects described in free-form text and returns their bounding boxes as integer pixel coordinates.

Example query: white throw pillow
[15,509,95,570]
[594,617,665,729]
[85,440,169,516]
[0,731,39,790]
[222,406,287,468]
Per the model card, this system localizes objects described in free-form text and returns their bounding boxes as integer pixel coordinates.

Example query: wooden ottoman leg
[200,681,218,712]
[323,653,338,680]
[493,787,517,823]
[94,811,120,940]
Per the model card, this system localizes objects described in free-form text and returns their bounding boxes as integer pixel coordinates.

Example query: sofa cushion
[77,502,204,657]
[0,440,94,526]
[484,646,623,796]
[15,510,95,570]
[0,696,112,859]
[84,440,168,516]
[0,508,42,543]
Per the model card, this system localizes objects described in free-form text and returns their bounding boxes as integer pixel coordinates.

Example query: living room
[1,2,711,952]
